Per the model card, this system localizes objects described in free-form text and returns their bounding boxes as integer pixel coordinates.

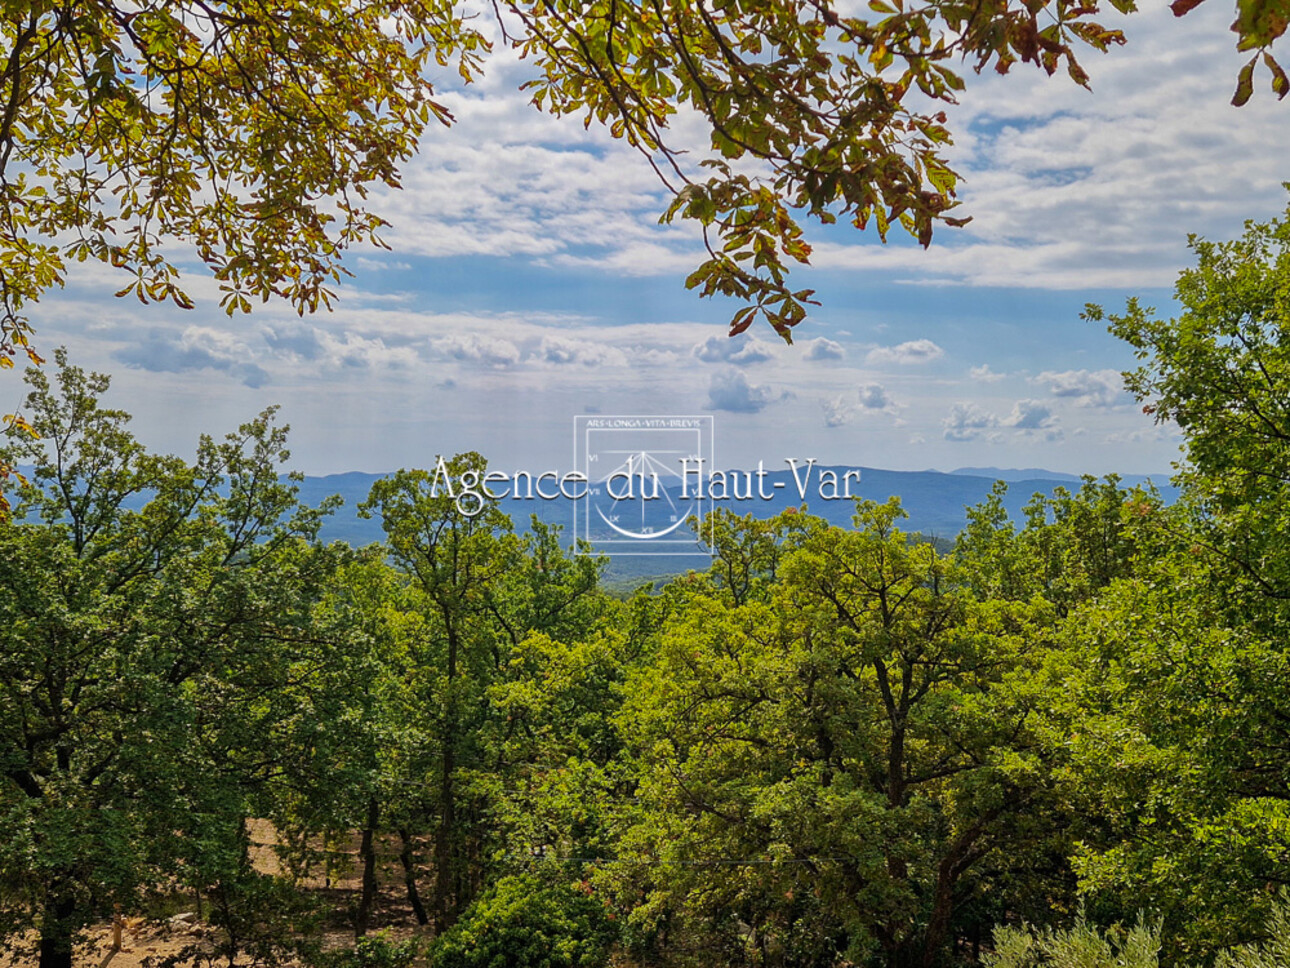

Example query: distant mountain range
[950,466,1084,482]
[947,466,1170,486]
[297,466,1178,583]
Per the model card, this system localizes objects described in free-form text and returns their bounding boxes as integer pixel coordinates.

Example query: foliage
[698,506,789,606]
[1043,565,1290,954]
[0,353,346,968]
[1069,203,1290,954]
[984,912,1161,968]
[1,0,1286,357]
[1215,896,1290,968]
[482,625,634,872]
[954,476,1156,613]
[430,874,616,968]
[258,548,408,935]
[357,473,617,931]
[985,897,1290,968]
[611,501,1064,968]
[1090,200,1290,622]
[317,931,422,968]
[199,869,326,968]
[24,193,1290,968]
[0,0,486,362]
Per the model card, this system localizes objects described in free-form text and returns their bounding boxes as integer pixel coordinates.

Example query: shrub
[430,875,615,968]
[984,913,1161,968]
[321,932,421,968]
[984,896,1290,968]
[1217,898,1290,968]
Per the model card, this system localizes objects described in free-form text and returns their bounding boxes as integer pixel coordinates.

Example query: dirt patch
[1,822,433,968]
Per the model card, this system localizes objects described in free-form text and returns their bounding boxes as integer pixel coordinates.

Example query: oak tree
[1061,201,1290,956]
[0,353,343,968]
[613,502,1061,968]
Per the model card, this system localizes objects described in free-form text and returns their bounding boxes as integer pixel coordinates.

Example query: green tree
[700,506,791,607]
[1037,553,1290,957]
[1049,206,1290,953]
[431,874,616,968]
[359,457,522,930]
[467,519,627,872]
[1090,201,1290,624]
[260,548,408,937]
[0,353,343,968]
[345,475,616,935]
[954,476,1158,614]
[613,502,1062,968]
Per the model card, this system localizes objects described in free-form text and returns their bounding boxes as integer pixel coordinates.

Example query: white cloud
[1002,399,1057,430]
[858,383,893,410]
[943,402,999,442]
[866,339,945,365]
[939,398,1063,442]
[693,334,777,365]
[970,364,1006,383]
[825,382,897,427]
[707,369,781,413]
[355,257,412,271]
[804,338,846,361]
[536,336,628,368]
[430,333,523,368]
[1104,426,1180,445]
[545,241,702,276]
[1001,399,1064,440]
[317,332,420,371]
[1032,368,1128,407]
[114,326,268,388]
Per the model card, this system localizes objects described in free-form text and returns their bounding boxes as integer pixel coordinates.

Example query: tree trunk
[38,894,77,968]
[398,828,429,926]
[355,796,381,937]
[921,877,956,968]
[432,743,457,931]
[433,616,460,932]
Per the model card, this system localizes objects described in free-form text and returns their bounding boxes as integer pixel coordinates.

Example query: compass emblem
[573,416,714,557]
[593,449,695,540]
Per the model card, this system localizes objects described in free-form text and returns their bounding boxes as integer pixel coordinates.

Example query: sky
[10,0,1290,478]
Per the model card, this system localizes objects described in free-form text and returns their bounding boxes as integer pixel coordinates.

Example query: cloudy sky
[11,1,1289,477]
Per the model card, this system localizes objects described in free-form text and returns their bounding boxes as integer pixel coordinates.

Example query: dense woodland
[7,212,1290,968]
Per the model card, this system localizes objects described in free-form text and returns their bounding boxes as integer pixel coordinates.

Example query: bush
[430,875,615,968]
[984,913,1161,968]
[1217,898,1290,968]
[321,932,421,968]
[984,896,1290,968]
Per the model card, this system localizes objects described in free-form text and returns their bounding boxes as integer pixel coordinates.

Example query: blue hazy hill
[950,466,1083,483]
[948,466,1170,488]
[302,465,1179,552]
